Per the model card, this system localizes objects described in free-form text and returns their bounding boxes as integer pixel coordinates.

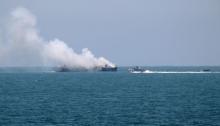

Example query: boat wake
[131,70,220,74]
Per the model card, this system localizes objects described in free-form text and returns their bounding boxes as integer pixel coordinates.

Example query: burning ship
[55,64,117,72]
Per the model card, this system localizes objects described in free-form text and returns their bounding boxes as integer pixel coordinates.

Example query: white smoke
[0,7,115,69]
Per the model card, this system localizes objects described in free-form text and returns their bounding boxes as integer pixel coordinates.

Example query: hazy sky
[0,0,220,66]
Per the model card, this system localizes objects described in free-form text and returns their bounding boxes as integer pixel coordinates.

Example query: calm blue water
[0,67,220,126]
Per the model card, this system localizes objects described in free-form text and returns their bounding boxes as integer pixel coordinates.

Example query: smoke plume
[0,7,115,69]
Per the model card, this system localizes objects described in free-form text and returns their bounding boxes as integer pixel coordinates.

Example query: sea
[0,66,220,126]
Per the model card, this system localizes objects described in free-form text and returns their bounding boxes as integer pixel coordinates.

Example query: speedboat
[128,66,145,73]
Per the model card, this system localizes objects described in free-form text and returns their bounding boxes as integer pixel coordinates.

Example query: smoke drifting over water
[0,7,115,69]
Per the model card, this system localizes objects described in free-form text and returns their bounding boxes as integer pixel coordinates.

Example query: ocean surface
[0,66,220,126]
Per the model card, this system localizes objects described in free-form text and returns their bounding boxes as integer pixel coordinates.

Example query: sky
[0,0,220,66]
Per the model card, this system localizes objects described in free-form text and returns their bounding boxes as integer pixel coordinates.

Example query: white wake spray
[0,7,115,69]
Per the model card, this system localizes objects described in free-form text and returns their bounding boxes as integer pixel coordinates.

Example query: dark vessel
[100,65,117,71]
[128,66,145,73]
[202,69,211,72]
[55,65,70,72]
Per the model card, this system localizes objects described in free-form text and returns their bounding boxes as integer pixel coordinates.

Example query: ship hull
[54,66,117,72]
[100,67,117,71]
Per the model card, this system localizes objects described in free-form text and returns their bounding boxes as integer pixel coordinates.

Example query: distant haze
[0,0,220,66]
